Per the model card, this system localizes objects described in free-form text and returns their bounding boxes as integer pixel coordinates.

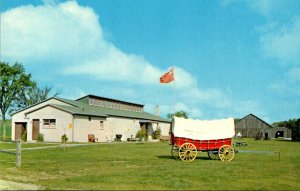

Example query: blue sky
[1,0,300,123]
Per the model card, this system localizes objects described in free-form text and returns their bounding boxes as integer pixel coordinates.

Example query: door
[32,119,40,140]
[15,123,26,140]
[264,132,268,139]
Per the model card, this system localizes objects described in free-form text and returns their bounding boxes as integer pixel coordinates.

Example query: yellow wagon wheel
[179,143,197,162]
[171,145,179,159]
[207,151,219,160]
[218,145,235,161]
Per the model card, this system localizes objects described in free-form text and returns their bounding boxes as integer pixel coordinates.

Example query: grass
[0,139,300,190]
[0,120,11,141]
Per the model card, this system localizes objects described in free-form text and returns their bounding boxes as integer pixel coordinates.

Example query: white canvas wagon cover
[172,116,235,140]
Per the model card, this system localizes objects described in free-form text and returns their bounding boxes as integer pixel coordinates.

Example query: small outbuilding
[267,124,292,140]
[11,95,171,142]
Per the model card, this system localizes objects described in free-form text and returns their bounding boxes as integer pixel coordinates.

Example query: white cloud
[64,48,162,85]
[173,67,197,88]
[2,1,102,64]
[180,87,232,109]
[260,17,300,65]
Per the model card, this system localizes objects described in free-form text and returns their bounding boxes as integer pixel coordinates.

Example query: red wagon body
[171,135,232,151]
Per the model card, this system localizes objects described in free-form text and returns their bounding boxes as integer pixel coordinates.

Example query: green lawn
[0,139,299,190]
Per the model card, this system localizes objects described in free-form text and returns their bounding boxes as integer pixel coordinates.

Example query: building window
[100,121,104,130]
[43,119,56,128]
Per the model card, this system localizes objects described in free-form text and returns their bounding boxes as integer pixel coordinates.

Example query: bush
[152,128,161,139]
[61,134,68,143]
[37,133,44,142]
[136,128,147,140]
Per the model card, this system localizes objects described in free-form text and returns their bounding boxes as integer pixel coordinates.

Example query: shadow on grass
[274,139,299,142]
[156,155,174,160]
[156,155,211,161]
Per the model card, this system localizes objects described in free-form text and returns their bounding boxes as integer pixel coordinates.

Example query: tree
[234,118,241,123]
[14,85,59,111]
[0,62,35,140]
[167,110,189,120]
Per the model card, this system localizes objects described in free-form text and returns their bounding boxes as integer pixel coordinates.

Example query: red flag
[160,67,174,83]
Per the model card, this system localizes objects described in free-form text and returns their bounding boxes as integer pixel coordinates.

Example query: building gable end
[25,104,74,116]
[11,97,81,117]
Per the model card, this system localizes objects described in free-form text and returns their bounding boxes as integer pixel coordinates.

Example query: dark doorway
[15,122,27,140]
[275,131,284,138]
[139,122,150,140]
[32,119,40,140]
[264,132,268,139]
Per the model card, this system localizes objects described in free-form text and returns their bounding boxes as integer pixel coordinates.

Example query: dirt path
[0,180,40,190]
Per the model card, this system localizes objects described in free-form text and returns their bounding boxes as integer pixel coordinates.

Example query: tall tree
[0,62,35,140]
[167,110,189,120]
[14,85,59,110]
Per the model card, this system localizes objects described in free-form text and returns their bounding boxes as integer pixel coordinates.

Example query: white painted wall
[73,115,108,142]
[107,117,141,141]
[26,106,73,142]
[73,116,171,142]
[155,122,171,137]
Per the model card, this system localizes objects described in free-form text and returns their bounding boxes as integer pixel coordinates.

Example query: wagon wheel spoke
[179,151,186,156]
[189,150,197,160]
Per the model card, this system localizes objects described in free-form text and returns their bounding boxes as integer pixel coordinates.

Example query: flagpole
[159,67,176,117]
[0,0,2,62]
[173,67,176,115]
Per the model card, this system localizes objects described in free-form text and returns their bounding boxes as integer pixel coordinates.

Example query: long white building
[11,95,171,142]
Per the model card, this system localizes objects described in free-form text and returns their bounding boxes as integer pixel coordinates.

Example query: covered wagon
[170,116,236,162]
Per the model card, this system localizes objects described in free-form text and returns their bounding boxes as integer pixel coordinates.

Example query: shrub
[136,128,147,140]
[21,131,27,141]
[61,134,68,143]
[37,133,44,142]
[152,128,161,139]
